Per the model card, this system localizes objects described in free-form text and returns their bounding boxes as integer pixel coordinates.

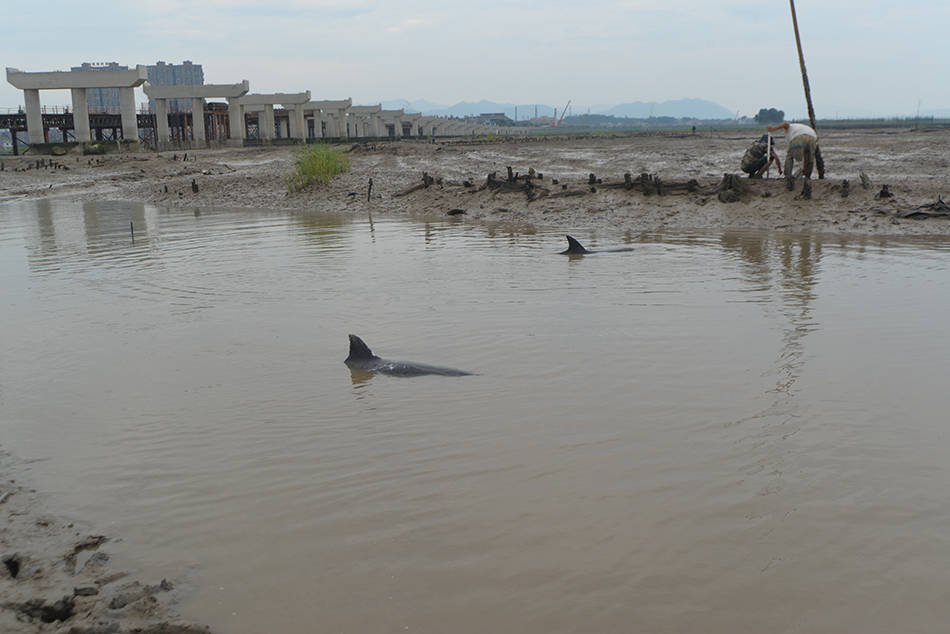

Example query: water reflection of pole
[721,232,822,397]
[130,220,134,245]
[367,178,375,240]
[775,236,821,395]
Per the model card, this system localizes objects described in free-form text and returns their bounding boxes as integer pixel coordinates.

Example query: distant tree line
[563,114,715,127]
[754,108,785,124]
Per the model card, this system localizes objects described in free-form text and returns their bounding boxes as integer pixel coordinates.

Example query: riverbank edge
[0,445,214,633]
[2,130,950,238]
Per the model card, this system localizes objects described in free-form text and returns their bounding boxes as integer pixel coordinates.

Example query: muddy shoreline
[2,128,950,237]
[0,448,210,633]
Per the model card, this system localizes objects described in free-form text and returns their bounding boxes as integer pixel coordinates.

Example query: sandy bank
[1,128,949,237]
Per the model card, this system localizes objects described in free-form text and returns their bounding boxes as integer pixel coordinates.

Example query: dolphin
[344,334,474,377]
[560,235,635,255]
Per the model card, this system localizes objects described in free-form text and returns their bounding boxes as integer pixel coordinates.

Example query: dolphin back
[344,334,473,377]
[376,361,473,377]
[346,334,378,363]
[561,235,590,254]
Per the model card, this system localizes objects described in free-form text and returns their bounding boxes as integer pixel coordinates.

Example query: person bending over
[767,121,818,183]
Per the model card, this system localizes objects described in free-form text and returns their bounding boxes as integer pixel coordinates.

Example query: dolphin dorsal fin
[347,334,377,361]
[564,235,589,254]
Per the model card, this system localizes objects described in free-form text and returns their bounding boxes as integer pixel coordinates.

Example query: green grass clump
[287,143,350,192]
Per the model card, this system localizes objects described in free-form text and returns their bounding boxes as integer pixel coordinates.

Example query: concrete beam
[347,105,382,115]
[144,80,249,100]
[238,91,310,107]
[7,65,147,89]
[305,98,352,111]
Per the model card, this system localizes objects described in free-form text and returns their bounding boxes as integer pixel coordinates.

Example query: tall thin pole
[789,0,825,178]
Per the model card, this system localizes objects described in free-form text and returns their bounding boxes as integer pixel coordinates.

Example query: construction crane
[556,100,571,127]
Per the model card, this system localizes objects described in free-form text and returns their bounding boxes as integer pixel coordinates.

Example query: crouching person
[741,134,782,178]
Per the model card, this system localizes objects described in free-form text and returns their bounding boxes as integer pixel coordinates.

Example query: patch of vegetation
[754,108,785,124]
[287,143,350,192]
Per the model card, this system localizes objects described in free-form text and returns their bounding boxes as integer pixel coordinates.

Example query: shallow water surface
[2,199,950,633]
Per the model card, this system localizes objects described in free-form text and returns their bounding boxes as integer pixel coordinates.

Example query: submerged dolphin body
[560,235,635,255]
[344,334,474,377]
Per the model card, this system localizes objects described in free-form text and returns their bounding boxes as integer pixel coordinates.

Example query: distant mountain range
[380,98,735,120]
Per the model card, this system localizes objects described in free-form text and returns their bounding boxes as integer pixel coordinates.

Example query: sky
[2,0,948,119]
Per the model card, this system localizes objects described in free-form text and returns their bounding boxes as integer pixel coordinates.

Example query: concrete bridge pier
[324,114,338,138]
[192,97,206,145]
[227,98,246,145]
[119,86,137,140]
[70,88,91,142]
[289,106,306,140]
[260,104,276,141]
[23,89,44,144]
[154,98,170,146]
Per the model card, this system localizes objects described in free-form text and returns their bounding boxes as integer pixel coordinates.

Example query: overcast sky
[1,0,946,118]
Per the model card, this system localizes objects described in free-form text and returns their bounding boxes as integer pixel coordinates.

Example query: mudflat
[1,127,949,236]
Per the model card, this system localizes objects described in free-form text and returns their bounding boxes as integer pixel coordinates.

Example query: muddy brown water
[2,199,950,633]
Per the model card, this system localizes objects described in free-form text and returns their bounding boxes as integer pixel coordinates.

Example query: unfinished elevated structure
[304,99,351,138]
[378,109,408,138]
[6,65,147,144]
[144,80,249,149]
[232,92,311,144]
[398,112,422,137]
[347,105,383,138]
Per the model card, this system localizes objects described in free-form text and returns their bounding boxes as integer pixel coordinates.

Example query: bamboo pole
[789,0,825,178]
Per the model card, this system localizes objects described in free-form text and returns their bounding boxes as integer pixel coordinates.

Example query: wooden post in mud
[789,0,825,179]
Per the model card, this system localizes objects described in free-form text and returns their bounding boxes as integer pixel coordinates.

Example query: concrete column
[154,98,169,148]
[191,97,206,144]
[70,88,91,143]
[23,89,43,145]
[119,86,137,141]
[391,118,403,138]
[260,104,275,141]
[326,114,339,138]
[289,107,306,140]
[227,98,245,143]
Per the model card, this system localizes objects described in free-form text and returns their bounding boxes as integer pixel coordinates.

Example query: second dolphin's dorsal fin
[562,235,590,254]
[347,334,378,361]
